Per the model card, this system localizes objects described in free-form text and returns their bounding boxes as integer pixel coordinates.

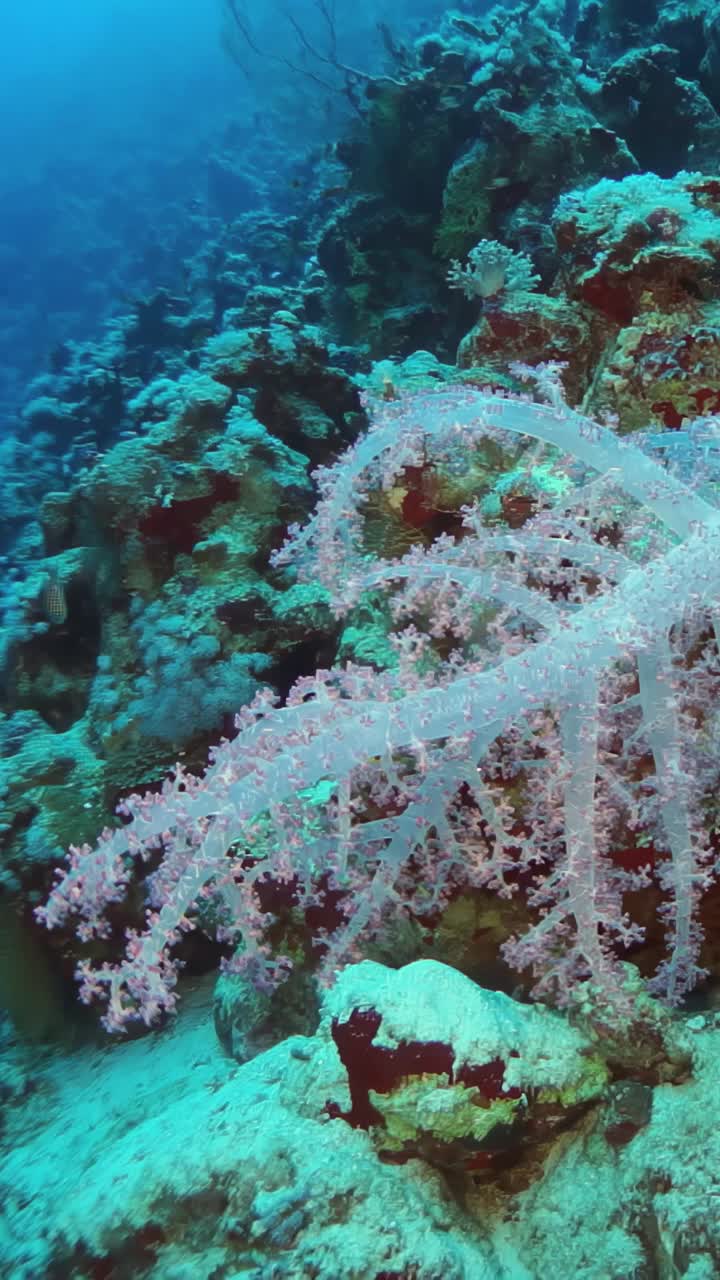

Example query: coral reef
[4,0,720,1273]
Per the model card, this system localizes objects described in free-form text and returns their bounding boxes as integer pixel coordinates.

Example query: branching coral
[38,369,720,1034]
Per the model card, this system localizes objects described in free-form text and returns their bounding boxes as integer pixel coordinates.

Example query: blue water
[1,5,235,415]
[0,0,441,419]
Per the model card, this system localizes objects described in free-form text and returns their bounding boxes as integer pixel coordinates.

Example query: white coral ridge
[325,958,603,1096]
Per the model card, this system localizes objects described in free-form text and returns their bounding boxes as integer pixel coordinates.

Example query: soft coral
[39,370,720,1029]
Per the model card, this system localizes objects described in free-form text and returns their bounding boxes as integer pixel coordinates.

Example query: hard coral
[555,171,720,425]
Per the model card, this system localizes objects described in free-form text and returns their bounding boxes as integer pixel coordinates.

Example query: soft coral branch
[38,384,720,1029]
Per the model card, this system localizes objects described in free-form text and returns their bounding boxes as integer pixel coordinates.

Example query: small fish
[450,15,483,36]
[41,574,68,626]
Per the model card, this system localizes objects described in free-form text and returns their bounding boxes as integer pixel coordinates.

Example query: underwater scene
[4,0,720,1275]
